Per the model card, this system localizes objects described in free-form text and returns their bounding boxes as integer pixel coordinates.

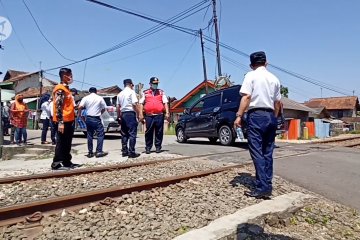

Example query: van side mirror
[183,108,190,115]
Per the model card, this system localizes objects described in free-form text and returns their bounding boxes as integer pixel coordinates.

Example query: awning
[0,89,15,102]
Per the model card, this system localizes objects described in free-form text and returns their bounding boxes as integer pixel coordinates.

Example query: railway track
[0,149,247,185]
[318,135,360,147]
[0,149,314,228]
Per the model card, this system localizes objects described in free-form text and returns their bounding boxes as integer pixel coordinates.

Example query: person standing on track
[51,68,81,170]
[234,51,281,199]
[116,79,141,158]
[78,87,108,158]
[139,77,169,154]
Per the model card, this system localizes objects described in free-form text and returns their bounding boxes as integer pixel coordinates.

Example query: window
[190,100,204,114]
[203,94,221,109]
[222,88,240,104]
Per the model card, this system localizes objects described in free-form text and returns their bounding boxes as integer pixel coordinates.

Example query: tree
[280,85,289,98]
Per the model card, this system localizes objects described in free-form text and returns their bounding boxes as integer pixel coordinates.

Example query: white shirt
[49,101,54,117]
[40,101,51,119]
[117,86,138,112]
[139,89,168,104]
[240,66,281,110]
[79,93,107,117]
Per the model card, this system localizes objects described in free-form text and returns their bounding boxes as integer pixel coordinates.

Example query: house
[282,97,314,122]
[170,80,217,116]
[2,69,57,94]
[98,85,122,95]
[304,96,360,119]
[308,106,331,119]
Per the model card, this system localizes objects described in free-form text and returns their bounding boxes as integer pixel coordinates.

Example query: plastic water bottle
[236,127,245,142]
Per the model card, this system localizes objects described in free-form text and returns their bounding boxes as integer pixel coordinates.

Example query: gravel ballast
[0,159,227,208]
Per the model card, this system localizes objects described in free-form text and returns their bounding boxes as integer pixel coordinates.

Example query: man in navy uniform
[117,79,141,158]
[234,51,281,198]
[139,77,169,154]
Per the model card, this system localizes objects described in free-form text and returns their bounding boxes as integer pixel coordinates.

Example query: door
[185,94,221,137]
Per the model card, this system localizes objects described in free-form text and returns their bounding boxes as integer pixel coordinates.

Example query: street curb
[173,191,312,240]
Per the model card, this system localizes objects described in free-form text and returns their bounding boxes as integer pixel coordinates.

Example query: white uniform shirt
[240,66,281,110]
[40,101,51,119]
[139,89,168,104]
[116,86,138,112]
[49,101,54,117]
[79,93,107,117]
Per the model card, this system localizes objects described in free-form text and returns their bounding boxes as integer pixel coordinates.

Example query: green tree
[280,85,289,98]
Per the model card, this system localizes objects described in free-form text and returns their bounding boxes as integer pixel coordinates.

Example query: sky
[0,0,359,103]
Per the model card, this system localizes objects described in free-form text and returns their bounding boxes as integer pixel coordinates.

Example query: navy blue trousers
[86,116,105,153]
[121,112,138,155]
[145,114,164,150]
[247,110,277,193]
[41,118,50,142]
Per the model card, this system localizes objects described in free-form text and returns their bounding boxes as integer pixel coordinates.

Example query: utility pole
[212,0,222,77]
[199,29,208,94]
[353,90,355,96]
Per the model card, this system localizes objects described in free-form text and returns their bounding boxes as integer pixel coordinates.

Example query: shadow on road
[180,140,249,149]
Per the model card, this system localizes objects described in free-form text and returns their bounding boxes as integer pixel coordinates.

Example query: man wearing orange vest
[51,68,81,170]
[139,77,169,154]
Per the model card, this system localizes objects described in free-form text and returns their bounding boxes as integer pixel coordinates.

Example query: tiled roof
[282,97,315,112]
[18,86,54,98]
[3,70,58,85]
[304,96,359,110]
[3,70,28,81]
[98,85,122,95]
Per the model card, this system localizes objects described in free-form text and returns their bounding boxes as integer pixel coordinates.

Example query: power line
[44,72,106,89]
[0,0,37,68]
[44,0,209,72]
[22,0,76,62]
[203,35,354,96]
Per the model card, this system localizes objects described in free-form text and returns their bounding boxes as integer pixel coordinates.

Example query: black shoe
[51,162,70,171]
[95,152,108,158]
[145,149,151,154]
[128,153,140,158]
[86,152,94,158]
[245,190,272,199]
[122,152,128,157]
[52,142,56,145]
[155,148,161,153]
[69,163,82,169]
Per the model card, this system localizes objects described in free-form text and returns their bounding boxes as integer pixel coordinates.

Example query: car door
[185,99,204,137]
[185,94,221,137]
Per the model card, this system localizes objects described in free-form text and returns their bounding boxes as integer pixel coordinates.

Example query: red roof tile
[304,96,359,110]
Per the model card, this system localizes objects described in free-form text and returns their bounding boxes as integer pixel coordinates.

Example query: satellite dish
[0,16,12,41]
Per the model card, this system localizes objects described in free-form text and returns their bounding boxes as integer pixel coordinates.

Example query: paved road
[166,139,360,211]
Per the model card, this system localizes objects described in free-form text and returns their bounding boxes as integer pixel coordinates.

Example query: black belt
[145,113,163,117]
[248,108,273,114]
[87,116,101,119]
[121,111,136,114]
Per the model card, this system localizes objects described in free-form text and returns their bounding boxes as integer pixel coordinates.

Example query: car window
[222,88,240,104]
[203,94,221,109]
[190,100,204,114]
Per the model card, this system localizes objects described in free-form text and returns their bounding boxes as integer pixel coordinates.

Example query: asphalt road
[166,139,360,211]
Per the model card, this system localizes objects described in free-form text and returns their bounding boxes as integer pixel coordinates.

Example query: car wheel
[208,137,218,144]
[218,125,235,146]
[176,127,187,143]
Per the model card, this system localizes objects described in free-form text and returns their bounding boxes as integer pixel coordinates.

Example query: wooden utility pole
[199,29,208,94]
[212,0,222,77]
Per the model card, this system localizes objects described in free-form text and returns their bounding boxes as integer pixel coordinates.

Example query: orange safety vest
[52,84,75,122]
[143,89,165,115]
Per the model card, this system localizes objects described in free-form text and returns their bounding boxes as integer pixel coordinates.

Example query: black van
[175,85,247,146]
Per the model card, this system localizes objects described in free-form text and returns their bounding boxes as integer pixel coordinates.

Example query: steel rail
[0,164,242,227]
[317,135,360,144]
[0,149,246,184]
